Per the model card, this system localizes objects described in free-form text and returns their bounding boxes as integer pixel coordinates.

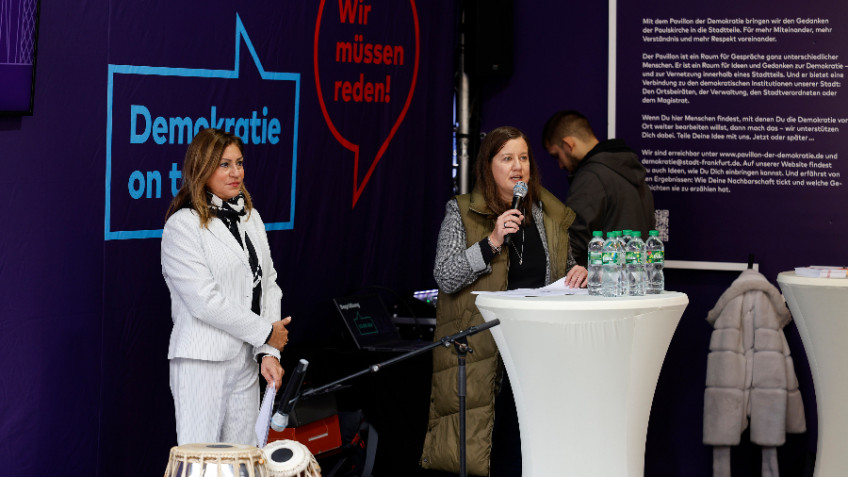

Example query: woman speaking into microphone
[421,126,587,476]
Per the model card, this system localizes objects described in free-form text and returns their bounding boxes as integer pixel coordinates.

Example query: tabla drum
[164,443,268,477]
[262,440,321,477]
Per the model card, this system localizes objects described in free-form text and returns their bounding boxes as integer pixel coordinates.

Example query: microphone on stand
[503,181,528,246]
[270,359,309,432]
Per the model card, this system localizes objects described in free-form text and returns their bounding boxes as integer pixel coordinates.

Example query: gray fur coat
[703,269,806,477]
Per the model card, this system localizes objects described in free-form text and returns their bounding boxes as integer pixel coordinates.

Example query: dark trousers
[490,375,522,477]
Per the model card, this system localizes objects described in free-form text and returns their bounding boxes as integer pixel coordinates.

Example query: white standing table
[475,292,688,477]
[777,271,848,477]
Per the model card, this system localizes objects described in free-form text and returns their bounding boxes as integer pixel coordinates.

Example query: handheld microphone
[270,359,309,432]
[503,181,528,246]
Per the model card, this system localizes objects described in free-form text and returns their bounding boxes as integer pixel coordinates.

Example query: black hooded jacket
[565,139,655,266]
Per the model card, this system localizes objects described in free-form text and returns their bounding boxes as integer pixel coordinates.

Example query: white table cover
[475,292,688,477]
[777,271,848,477]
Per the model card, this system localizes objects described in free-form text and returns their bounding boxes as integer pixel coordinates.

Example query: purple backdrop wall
[0,1,455,475]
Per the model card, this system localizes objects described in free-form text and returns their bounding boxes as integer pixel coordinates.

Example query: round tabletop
[777,270,848,288]
[475,291,689,313]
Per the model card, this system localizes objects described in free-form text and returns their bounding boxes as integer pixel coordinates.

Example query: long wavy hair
[165,128,253,227]
[474,126,540,222]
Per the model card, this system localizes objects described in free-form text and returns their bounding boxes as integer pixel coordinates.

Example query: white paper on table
[795,266,847,278]
[473,276,588,297]
[255,382,276,447]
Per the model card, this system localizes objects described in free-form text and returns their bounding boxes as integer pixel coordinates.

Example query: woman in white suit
[162,128,290,445]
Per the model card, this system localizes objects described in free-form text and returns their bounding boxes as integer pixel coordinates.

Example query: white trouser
[169,343,259,445]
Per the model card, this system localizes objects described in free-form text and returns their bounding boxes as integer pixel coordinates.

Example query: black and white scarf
[208,192,263,315]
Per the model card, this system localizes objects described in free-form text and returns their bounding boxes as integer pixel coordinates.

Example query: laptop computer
[333,294,431,352]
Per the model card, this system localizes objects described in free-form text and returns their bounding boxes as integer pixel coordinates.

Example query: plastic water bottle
[645,230,665,294]
[587,231,604,296]
[614,231,627,296]
[601,231,620,297]
[626,231,646,296]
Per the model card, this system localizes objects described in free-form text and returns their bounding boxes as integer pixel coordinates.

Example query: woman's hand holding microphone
[489,209,524,251]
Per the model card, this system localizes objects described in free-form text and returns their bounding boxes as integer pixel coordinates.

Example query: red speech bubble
[314,0,420,207]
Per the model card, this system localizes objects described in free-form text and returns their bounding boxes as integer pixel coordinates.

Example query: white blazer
[161,207,282,361]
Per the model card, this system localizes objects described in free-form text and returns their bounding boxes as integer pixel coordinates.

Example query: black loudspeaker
[464,0,513,78]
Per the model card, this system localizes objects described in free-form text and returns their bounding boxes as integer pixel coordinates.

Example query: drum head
[263,440,320,477]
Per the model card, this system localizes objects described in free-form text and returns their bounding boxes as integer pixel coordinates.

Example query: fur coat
[703,269,806,477]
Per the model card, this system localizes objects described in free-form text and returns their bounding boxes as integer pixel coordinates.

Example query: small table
[777,271,848,477]
[475,292,688,477]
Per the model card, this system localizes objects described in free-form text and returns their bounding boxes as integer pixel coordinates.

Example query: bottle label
[626,251,642,264]
[647,250,664,263]
[589,251,603,265]
[602,251,616,264]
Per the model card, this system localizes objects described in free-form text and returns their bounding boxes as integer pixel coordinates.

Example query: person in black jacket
[542,110,656,267]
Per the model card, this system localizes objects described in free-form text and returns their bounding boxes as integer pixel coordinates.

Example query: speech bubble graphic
[314,0,420,208]
[105,14,301,240]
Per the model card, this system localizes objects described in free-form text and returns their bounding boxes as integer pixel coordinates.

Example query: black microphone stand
[289,319,501,477]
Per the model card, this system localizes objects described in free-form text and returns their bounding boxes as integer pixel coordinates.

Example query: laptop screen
[333,294,399,349]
